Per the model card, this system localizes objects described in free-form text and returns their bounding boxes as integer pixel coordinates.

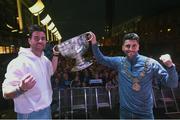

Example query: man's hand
[19,73,36,92]
[159,54,174,68]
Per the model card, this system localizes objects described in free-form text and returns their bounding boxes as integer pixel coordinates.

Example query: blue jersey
[92,44,178,115]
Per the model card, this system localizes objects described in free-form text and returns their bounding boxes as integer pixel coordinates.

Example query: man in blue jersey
[89,32,178,119]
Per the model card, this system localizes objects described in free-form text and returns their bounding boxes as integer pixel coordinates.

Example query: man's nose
[128,46,134,50]
[38,38,44,42]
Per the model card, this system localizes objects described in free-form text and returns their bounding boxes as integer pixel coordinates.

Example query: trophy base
[71,61,93,72]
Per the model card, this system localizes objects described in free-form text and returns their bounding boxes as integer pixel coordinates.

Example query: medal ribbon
[123,58,150,83]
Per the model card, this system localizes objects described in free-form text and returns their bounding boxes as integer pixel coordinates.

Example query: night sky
[44,0,180,41]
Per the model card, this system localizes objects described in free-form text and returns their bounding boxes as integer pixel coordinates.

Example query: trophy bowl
[54,32,93,72]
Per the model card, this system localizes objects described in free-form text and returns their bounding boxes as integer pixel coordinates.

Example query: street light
[16,0,23,31]
[28,0,45,25]
[51,27,57,33]
[40,14,52,41]
[41,14,51,25]
[48,22,55,30]
[28,0,44,15]
[41,15,62,41]
[53,30,62,41]
[47,22,55,41]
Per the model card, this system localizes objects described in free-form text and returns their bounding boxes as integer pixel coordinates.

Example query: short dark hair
[29,24,46,38]
[123,33,139,43]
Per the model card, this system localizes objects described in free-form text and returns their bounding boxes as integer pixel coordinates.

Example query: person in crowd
[52,72,61,89]
[82,69,91,87]
[61,72,71,89]
[105,71,118,91]
[89,32,178,119]
[2,24,59,119]
[70,72,82,87]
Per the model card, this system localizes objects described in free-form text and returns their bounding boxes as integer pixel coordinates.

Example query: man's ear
[28,38,31,45]
[137,44,140,51]
[122,45,124,52]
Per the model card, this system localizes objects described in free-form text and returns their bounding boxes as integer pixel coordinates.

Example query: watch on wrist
[53,54,59,57]
[15,86,26,97]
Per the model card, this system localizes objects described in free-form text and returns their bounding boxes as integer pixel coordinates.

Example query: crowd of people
[51,54,118,90]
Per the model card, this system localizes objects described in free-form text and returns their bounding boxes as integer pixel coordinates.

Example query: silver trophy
[53,32,93,72]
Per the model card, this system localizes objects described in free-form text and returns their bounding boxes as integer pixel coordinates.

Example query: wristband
[167,63,175,68]
[53,54,59,57]
[15,86,25,97]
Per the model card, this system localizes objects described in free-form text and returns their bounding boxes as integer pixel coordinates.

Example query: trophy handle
[52,45,60,55]
[85,32,93,41]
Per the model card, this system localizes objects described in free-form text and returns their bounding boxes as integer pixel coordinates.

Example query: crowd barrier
[52,86,119,118]
[52,85,180,118]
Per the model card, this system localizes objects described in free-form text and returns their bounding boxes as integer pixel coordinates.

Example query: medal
[132,82,141,91]
[122,58,150,92]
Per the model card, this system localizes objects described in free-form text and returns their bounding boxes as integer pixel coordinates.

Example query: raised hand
[159,54,174,68]
[19,73,36,92]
